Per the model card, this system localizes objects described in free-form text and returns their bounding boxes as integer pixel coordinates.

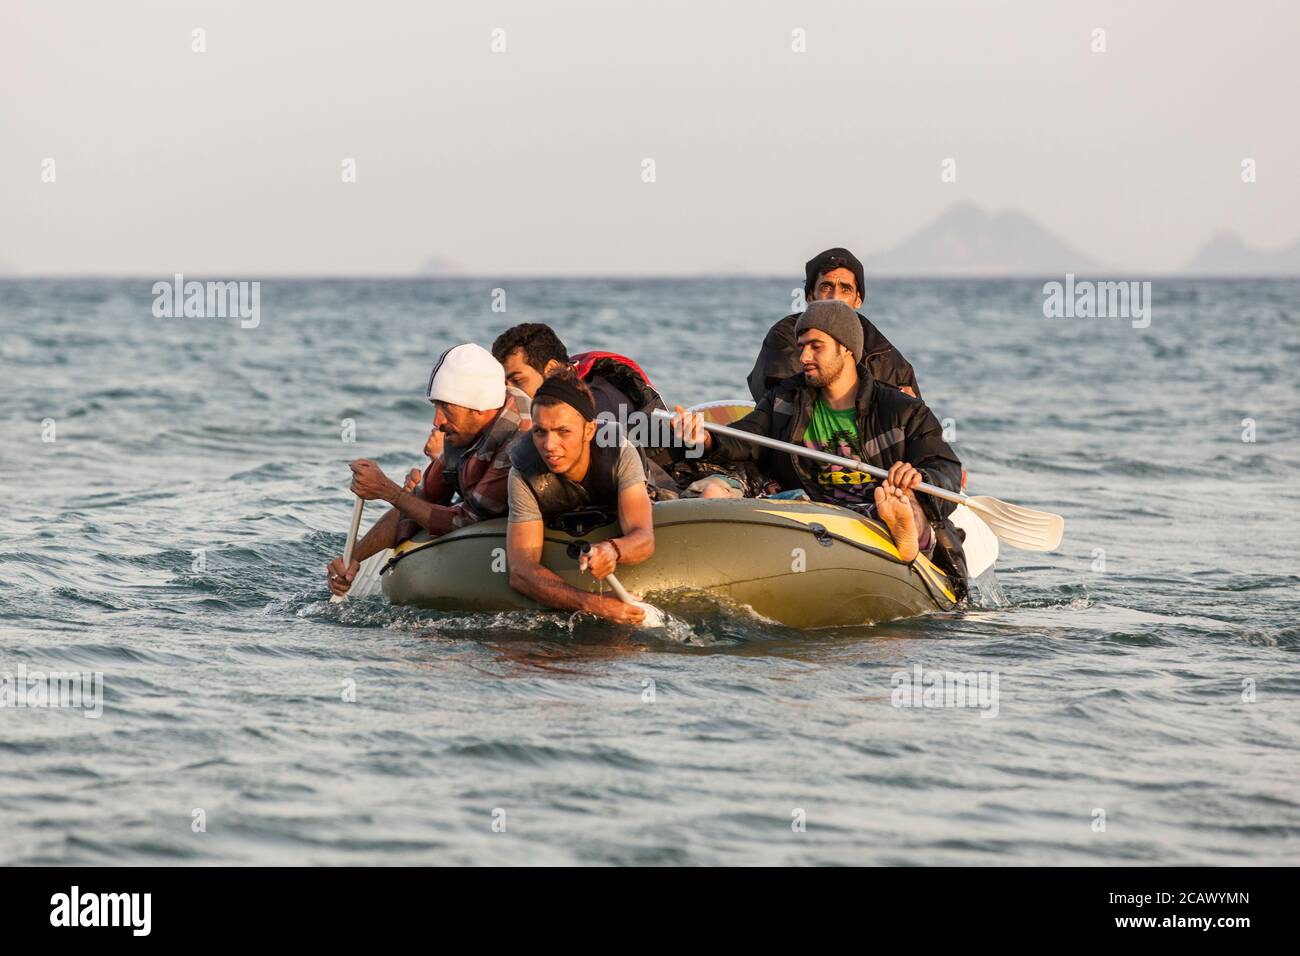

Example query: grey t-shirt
[507,440,646,524]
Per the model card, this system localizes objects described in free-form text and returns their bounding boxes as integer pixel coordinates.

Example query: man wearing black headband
[491,322,680,499]
[505,369,656,624]
[746,247,920,402]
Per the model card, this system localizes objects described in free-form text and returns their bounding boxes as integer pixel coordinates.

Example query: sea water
[1,277,1296,864]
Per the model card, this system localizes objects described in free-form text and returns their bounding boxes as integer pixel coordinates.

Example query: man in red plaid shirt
[326,343,530,598]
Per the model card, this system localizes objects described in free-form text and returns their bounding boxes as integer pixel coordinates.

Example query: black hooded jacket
[695,370,960,524]
[747,311,920,403]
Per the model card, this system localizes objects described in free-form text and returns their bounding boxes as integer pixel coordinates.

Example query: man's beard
[803,354,844,388]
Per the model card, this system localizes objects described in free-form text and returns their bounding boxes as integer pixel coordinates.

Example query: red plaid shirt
[396,387,530,539]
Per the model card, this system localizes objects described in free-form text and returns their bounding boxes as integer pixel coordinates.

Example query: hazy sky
[3,0,1298,275]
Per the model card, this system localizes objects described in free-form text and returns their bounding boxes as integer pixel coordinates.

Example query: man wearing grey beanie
[795,300,866,367]
[668,300,963,571]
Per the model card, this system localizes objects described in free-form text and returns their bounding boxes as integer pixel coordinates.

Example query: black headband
[533,377,596,421]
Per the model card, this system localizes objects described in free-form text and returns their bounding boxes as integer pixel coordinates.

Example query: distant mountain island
[418,257,462,276]
[862,202,1106,277]
[862,202,1300,277]
[1181,230,1300,276]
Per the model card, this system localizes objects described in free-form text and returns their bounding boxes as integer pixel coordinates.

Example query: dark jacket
[698,371,961,524]
[747,311,920,402]
[574,352,678,499]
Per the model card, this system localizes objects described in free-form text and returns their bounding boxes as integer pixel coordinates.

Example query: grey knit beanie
[795,300,863,362]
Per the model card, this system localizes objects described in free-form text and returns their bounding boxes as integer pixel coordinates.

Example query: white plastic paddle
[344,465,423,600]
[579,545,665,627]
[949,504,999,576]
[603,572,665,628]
[329,496,365,604]
[344,549,390,599]
[653,409,1064,552]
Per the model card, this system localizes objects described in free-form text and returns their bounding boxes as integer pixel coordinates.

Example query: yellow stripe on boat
[913,556,957,603]
[756,509,901,557]
[390,535,437,559]
[756,508,957,604]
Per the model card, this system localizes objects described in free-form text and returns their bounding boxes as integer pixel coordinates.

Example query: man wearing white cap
[326,343,531,597]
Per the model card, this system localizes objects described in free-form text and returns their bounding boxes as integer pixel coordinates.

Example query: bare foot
[874,482,919,562]
[696,476,739,499]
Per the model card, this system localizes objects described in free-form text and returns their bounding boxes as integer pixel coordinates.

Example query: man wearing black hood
[746,247,920,402]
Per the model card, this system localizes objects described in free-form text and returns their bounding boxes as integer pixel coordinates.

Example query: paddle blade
[347,549,390,599]
[633,601,666,629]
[949,504,999,576]
[962,495,1064,551]
[329,549,389,604]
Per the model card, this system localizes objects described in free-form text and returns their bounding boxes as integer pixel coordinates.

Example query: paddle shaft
[342,497,365,565]
[576,542,634,605]
[651,409,966,508]
[330,497,366,604]
[603,572,634,605]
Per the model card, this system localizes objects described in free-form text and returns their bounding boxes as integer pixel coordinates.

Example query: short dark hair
[491,323,569,372]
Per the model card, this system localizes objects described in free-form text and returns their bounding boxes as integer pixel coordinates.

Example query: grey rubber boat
[381,496,958,628]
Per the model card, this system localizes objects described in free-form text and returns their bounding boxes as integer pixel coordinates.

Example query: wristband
[609,539,622,563]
